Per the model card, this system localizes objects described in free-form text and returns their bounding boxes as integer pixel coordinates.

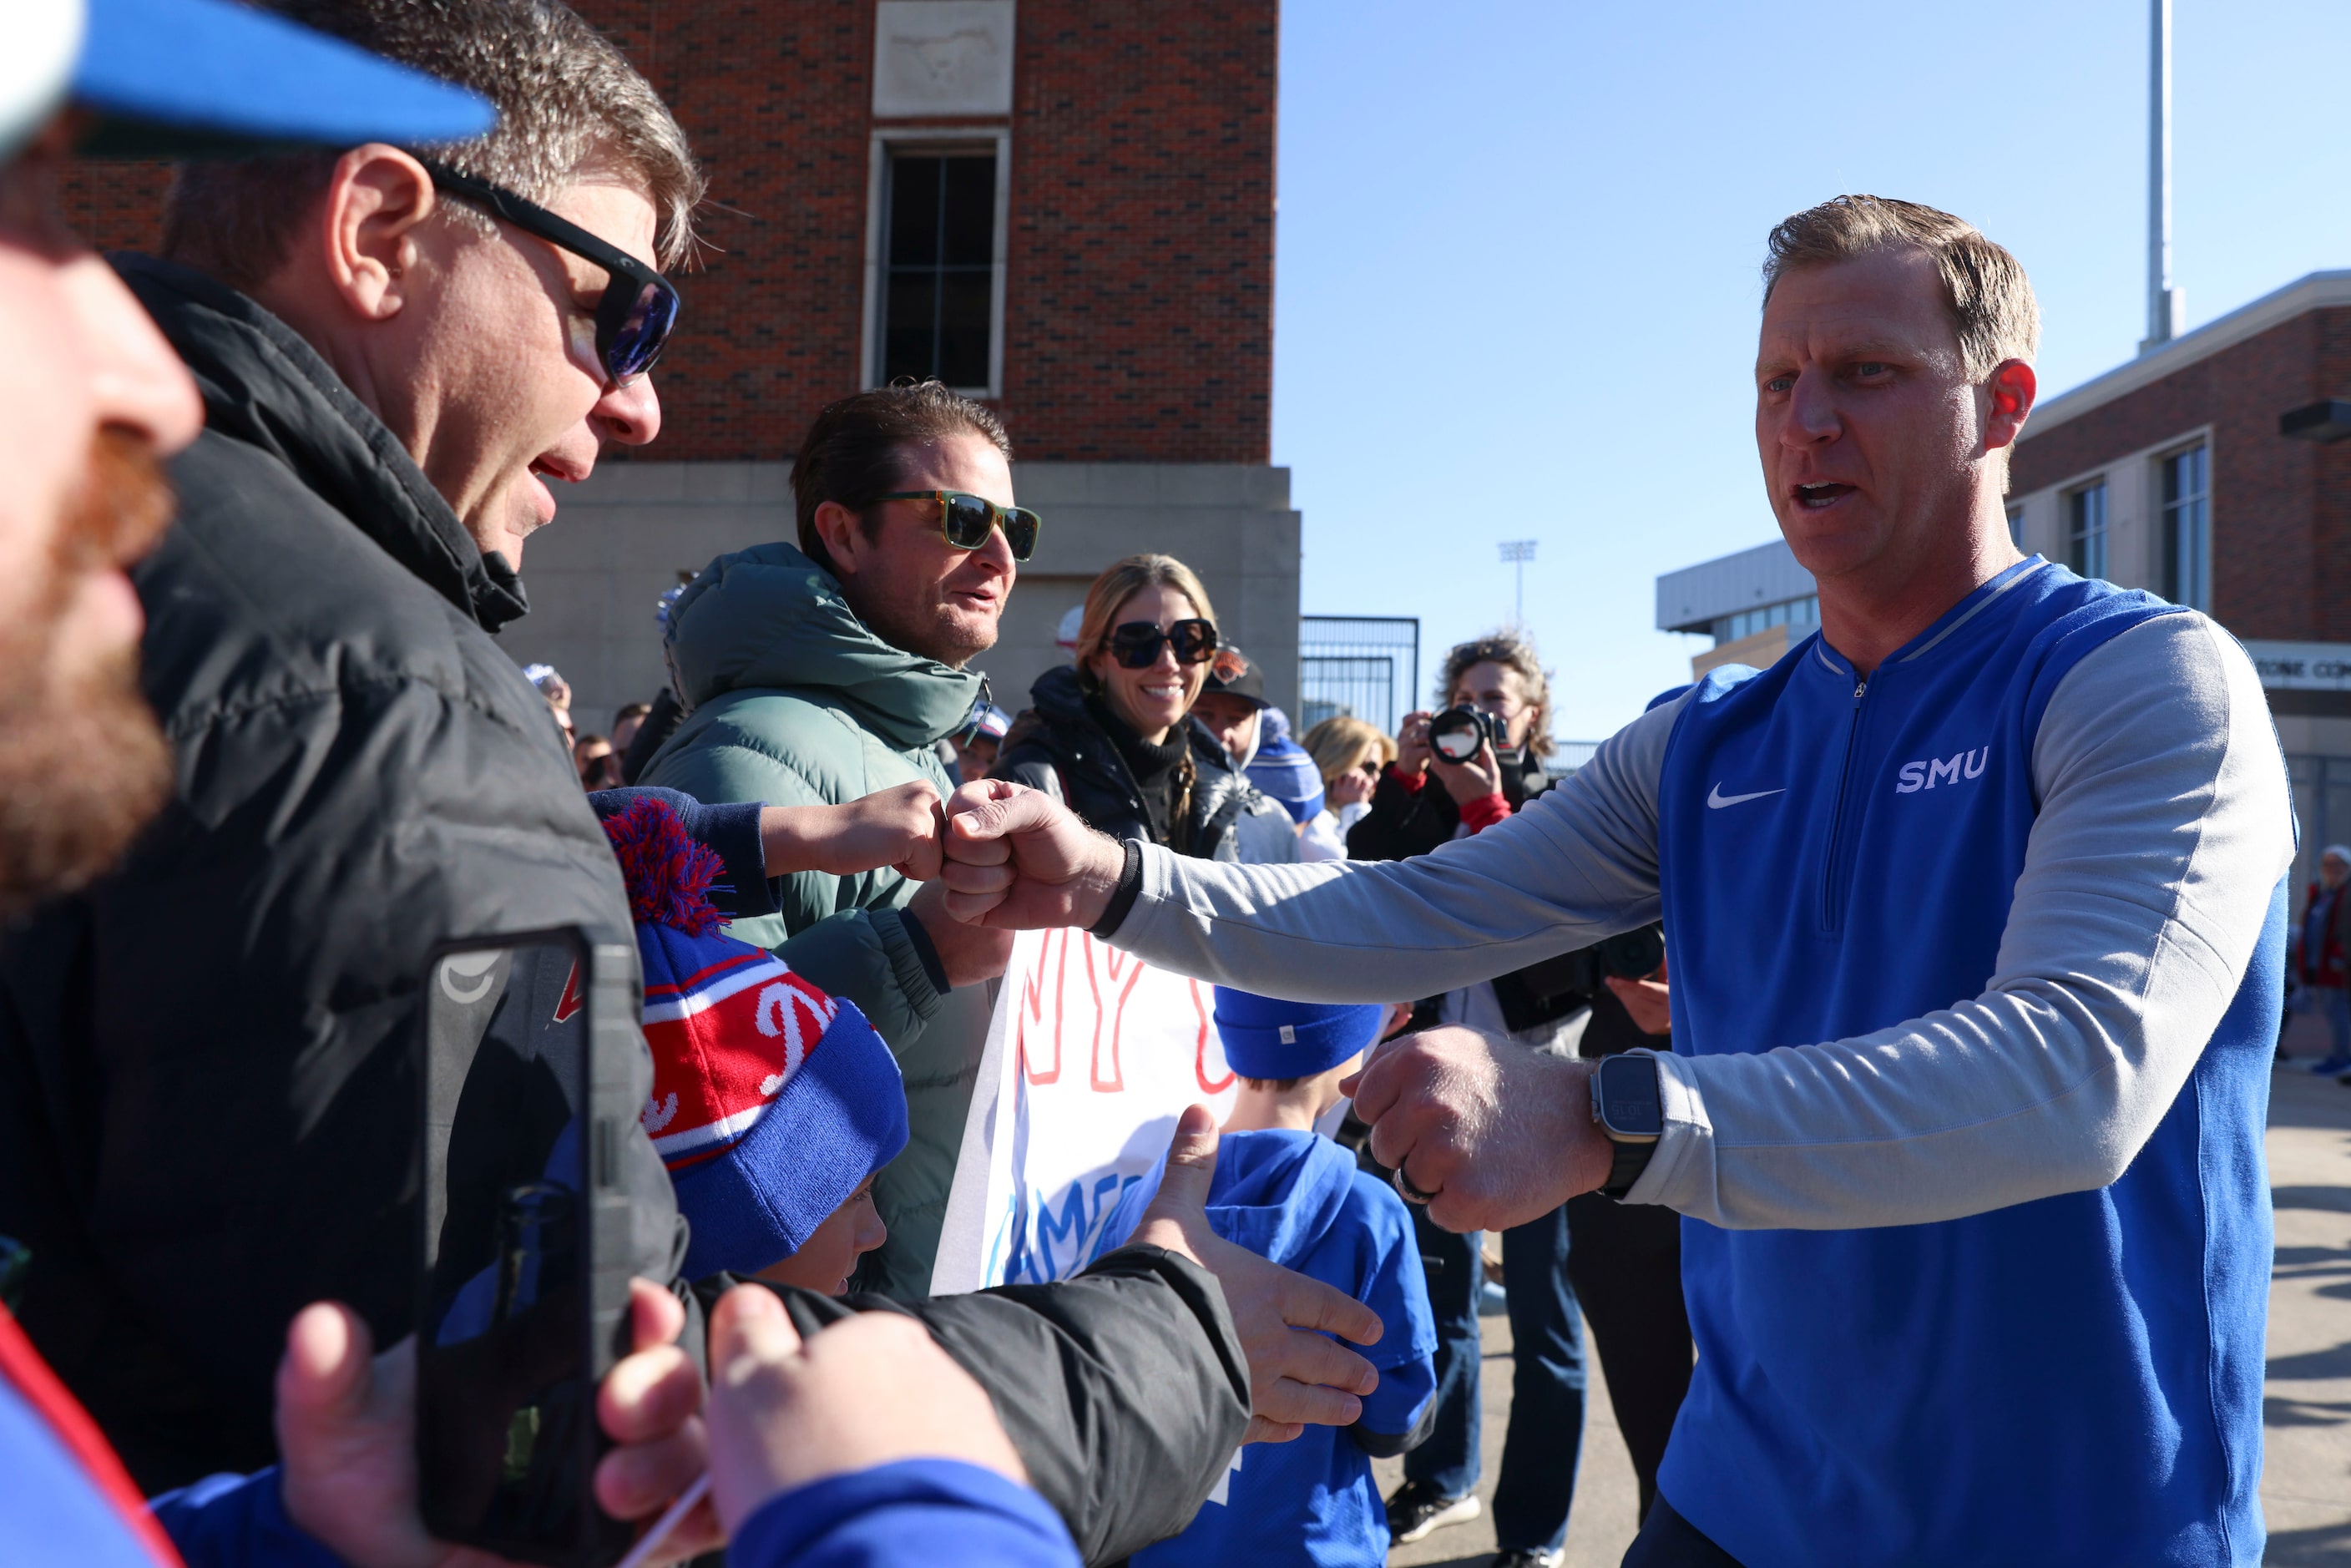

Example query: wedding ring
[1392,1165,1440,1206]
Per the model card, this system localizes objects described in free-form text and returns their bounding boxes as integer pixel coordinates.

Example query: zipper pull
[1853,677,1867,702]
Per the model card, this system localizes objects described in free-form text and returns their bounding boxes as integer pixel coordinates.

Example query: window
[879,148,998,388]
[2160,444,2210,609]
[2066,482,2107,580]
[1711,594,1818,646]
[2005,504,2024,548]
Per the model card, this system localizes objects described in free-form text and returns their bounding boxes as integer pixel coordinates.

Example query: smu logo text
[1895,747,1990,794]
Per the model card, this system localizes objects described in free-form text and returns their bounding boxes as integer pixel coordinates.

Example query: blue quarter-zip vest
[1654,559,2281,1566]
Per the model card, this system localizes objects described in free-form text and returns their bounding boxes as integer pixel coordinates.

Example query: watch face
[1598,1054,1664,1138]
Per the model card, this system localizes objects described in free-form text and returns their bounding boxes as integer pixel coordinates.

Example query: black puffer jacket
[995,665,1296,862]
[0,256,683,1490]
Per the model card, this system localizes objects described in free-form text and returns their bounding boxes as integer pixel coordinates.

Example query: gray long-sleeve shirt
[1106,611,2294,1230]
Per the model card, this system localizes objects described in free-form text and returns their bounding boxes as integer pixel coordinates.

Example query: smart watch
[1590,1052,1664,1200]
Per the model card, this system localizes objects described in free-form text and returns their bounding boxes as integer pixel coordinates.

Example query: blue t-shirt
[1099,1128,1436,1568]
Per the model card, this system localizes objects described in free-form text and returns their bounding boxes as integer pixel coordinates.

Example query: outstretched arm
[938,696,1683,1003]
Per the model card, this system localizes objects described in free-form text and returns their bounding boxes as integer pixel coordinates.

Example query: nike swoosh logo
[1707,784,1787,809]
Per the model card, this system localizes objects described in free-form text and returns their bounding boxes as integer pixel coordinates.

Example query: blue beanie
[1213,988,1383,1080]
[1246,711,1325,826]
[604,797,908,1278]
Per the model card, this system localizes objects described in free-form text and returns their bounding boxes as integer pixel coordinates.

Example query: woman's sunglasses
[1108,618,1219,669]
[877,490,1042,562]
[417,159,681,386]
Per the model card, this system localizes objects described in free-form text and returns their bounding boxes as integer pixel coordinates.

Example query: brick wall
[2013,308,2351,642]
[63,0,1277,468]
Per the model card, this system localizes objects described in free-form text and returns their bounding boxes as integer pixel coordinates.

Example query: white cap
[1055,604,1084,655]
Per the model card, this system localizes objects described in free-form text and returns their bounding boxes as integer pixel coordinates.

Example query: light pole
[2140,0,2183,353]
[1499,539,1537,627]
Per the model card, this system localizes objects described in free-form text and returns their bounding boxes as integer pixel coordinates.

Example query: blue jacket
[1653,562,2278,1565]
[1100,1129,1437,1567]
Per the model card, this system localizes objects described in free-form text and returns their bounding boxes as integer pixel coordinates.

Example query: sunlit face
[831,432,1016,669]
[1449,660,1534,751]
[1754,248,1988,589]
[956,732,1000,785]
[1190,691,1261,766]
[382,174,663,569]
[754,1176,887,1296]
[2323,852,2348,892]
[1087,584,1210,743]
[574,736,615,788]
[0,119,204,913]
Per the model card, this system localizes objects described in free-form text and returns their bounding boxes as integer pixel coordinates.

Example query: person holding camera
[1348,635,1554,865]
[1341,633,1590,1568]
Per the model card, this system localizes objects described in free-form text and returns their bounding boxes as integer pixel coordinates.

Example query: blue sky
[1272,0,2351,740]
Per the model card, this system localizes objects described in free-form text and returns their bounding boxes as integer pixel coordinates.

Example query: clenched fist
[935,779,1127,928]
[1342,1025,1613,1233]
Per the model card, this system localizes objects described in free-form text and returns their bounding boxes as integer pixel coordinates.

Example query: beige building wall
[500,459,1302,736]
[1691,625,1788,679]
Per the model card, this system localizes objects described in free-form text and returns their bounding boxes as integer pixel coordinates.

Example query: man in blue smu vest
[935,195,2296,1567]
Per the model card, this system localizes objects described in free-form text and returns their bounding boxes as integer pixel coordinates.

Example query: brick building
[66,0,1301,728]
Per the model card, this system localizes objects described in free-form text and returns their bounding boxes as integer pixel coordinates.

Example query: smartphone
[415,928,642,1565]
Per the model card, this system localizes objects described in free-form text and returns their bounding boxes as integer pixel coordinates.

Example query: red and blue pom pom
[601,796,727,937]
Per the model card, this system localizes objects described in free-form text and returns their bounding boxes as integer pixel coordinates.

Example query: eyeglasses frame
[414,158,681,387]
[874,489,1042,563]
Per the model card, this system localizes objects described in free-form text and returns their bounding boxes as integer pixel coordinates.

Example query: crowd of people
[0,1,2313,1566]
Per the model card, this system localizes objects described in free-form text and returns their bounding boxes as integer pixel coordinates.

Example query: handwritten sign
[932,928,1236,1292]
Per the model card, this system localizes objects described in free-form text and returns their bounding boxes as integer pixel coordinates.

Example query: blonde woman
[993,554,1296,862]
[1297,716,1394,862]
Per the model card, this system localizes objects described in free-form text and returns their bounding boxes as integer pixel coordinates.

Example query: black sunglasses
[876,490,1042,563]
[1108,618,1219,670]
[417,159,680,386]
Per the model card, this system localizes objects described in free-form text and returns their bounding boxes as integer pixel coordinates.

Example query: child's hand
[761,781,944,880]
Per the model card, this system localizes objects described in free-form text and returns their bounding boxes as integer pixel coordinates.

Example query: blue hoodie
[1098,1129,1436,1567]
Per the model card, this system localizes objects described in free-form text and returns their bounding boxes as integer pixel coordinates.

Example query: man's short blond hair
[1762,195,2040,381]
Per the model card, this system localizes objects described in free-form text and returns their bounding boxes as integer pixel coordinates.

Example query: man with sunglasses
[0,0,704,1490]
[640,380,1039,1299]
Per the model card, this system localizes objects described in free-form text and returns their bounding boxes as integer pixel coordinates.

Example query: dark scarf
[1086,692,1191,847]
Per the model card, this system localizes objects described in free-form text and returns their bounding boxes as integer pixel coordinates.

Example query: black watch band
[1590,1052,1664,1201]
[1600,1135,1656,1201]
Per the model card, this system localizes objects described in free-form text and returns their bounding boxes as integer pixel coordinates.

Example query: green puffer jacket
[640,542,986,1297]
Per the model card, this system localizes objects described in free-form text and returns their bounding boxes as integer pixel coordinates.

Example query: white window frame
[2153,438,2212,611]
[861,126,1012,398]
[2065,478,2110,580]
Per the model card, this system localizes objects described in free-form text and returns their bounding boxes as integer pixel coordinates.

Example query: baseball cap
[1200,645,1270,711]
[3,0,497,162]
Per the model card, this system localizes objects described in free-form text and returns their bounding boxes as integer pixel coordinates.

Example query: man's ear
[811,498,867,579]
[311,144,437,327]
[1982,358,2038,453]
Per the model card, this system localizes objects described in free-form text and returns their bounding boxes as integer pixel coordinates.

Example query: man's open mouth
[1794,483,1856,510]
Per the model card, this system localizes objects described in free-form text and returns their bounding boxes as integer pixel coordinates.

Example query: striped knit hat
[604,797,908,1278]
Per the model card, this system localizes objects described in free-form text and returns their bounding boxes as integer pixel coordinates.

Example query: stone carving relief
[872,1,1016,118]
